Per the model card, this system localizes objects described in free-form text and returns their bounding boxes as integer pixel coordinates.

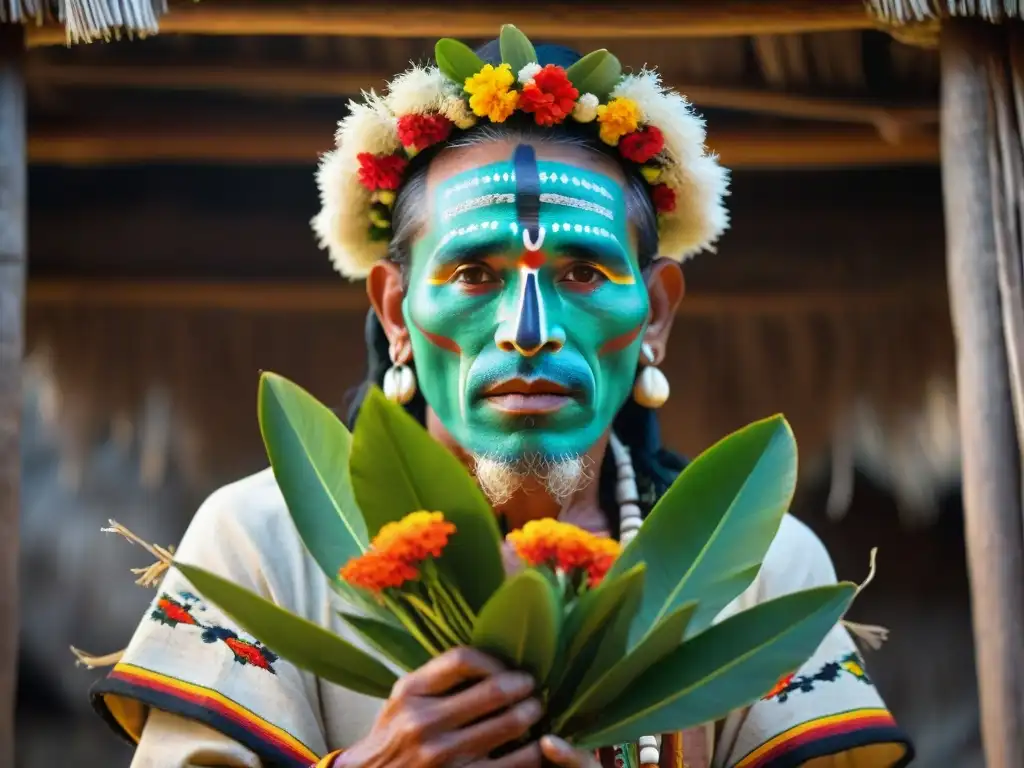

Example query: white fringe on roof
[0,0,167,44]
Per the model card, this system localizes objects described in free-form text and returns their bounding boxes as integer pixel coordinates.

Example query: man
[91,31,914,768]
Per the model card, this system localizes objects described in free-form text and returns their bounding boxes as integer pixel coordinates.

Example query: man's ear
[366,260,411,362]
[642,259,685,362]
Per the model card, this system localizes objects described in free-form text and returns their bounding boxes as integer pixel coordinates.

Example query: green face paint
[404,148,650,462]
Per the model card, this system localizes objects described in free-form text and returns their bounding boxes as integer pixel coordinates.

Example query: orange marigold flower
[586,537,621,587]
[596,97,642,146]
[465,64,520,123]
[339,550,418,593]
[506,519,620,584]
[372,511,457,564]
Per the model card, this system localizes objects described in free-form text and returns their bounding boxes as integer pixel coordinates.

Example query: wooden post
[940,20,1024,768]
[0,23,24,768]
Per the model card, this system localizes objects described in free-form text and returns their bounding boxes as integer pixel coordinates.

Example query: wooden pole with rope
[0,22,25,768]
[940,19,1024,767]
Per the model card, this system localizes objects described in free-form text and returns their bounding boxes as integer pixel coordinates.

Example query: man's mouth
[480,377,578,414]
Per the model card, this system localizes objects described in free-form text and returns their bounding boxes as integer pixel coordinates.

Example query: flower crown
[312,25,730,280]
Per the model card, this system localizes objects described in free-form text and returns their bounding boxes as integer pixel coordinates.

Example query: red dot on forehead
[520,250,545,270]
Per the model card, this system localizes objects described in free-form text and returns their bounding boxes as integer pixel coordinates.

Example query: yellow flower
[465,63,520,123]
[640,165,663,184]
[596,97,642,145]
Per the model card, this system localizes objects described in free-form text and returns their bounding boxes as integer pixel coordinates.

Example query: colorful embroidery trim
[151,591,279,674]
[734,708,909,768]
[762,652,872,704]
[97,663,318,768]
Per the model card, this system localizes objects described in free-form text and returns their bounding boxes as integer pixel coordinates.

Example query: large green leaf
[555,600,697,732]
[258,373,368,582]
[339,612,432,672]
[563,567,646,702]
[176,563,398,698]
[564,49,622,100]
[330,581,402,628]
[435,38,487,87]
[471,570,561,684]
[349,387,504,612]
[571,584,855,747]
[499,24,537,77]
[550,564,645,695]
[609,415,797,647]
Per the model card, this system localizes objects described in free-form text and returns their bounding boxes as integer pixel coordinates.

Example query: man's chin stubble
[472,453,594,507]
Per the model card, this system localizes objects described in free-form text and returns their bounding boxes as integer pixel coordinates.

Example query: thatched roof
[6,1,1023,49]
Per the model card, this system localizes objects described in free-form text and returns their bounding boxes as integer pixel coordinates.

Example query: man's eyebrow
[431,234,511,265]
[558,242,631,266]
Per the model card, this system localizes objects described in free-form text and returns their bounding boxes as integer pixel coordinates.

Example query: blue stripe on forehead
[513,144,541,243]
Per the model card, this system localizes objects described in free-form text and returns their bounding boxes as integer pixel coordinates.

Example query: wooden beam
[940,20,1024,768]
[25,279,948,317]
[0,24,24,768]
[26,120,940,169]
[24,0,875,46]
[25,61,940,139]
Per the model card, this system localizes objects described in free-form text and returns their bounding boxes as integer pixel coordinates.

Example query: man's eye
[452,264,499,285]
[562,264,606,284]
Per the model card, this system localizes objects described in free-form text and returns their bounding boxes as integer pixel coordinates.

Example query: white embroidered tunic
[92,469,913,768]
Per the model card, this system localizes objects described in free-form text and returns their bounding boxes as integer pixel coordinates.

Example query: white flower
[572,93,600,123]
[518,62,542,85]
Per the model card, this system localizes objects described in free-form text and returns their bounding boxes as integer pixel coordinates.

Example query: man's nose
[495,272,565,356]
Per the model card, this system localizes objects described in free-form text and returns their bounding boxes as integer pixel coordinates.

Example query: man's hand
[539,736,602,768]
[333,647,543,768]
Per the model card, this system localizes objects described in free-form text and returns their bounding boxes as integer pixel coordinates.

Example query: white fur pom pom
[335,93,400,157]
[387,65,449,116]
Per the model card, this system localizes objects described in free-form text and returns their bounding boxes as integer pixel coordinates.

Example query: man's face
[404,142,650,463]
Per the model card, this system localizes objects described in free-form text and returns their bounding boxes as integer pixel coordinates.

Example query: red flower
[397,113,454,152]
[619,126,665,164]
[519,65,579,127]
[357,153,407,191]
[651,183,677,214]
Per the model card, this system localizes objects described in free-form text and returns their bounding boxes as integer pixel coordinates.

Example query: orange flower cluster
[506,519,621,586]
[339,511,456,593]
[374,511,457,563]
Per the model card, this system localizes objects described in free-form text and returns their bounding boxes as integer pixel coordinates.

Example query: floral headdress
[312,25,730,280]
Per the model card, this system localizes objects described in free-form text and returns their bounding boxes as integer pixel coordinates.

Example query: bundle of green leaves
[176,373,856,749]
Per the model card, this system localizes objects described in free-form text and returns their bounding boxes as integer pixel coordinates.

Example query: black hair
[344,40,688,532]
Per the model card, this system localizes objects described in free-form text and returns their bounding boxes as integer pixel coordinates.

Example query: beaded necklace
[607,434,661,768]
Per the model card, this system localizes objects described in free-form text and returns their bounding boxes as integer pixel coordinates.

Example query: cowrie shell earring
[632,342,670,409]
[383,342,417,405]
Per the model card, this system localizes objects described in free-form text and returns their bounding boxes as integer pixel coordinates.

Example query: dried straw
[868,0,1024,24]
[0,0,168,44]
[69,519,175,669]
